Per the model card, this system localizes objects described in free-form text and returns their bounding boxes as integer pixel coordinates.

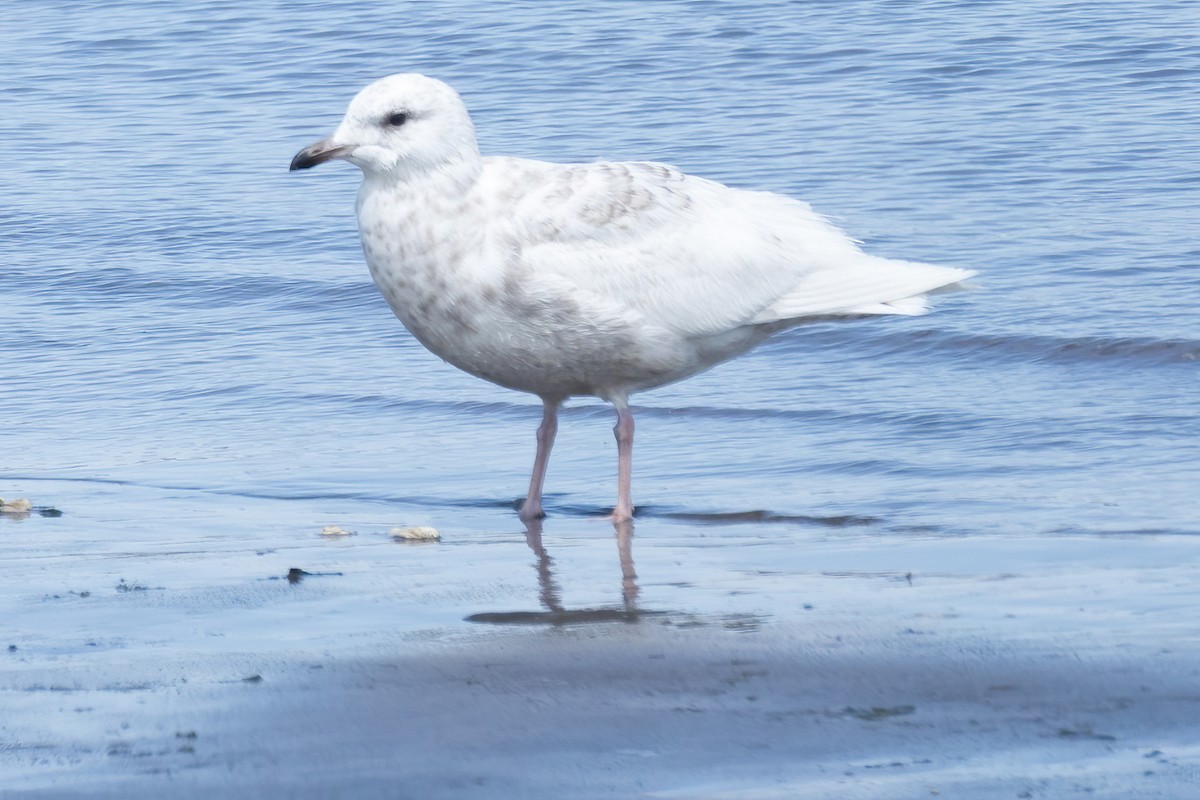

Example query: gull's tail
[753,257,976,322]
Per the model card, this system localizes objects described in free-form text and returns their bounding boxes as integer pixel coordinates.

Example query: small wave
[777,326,1200,367]
[1047,525,1200,537]
[1123,67,1193,81]
[0,474,881,529]
[532,502,878,527]
[647,508,878,527]
[286,394,540,420]
[8,262,378,313]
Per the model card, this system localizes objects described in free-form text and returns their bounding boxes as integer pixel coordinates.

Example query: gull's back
[474,154,973,344]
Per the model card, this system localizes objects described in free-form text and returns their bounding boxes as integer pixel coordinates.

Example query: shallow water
[2,0,1199,796]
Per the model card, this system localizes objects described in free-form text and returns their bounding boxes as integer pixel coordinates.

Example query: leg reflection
[516,516,642,618]
[467,520,648,625]
[614,519,638,611]
[521,517,564,613]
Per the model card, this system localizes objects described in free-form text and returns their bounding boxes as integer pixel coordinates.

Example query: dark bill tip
[289,140,350,171]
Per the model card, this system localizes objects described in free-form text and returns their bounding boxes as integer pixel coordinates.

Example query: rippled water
[4,0,1196,535]
[2,1,1199,794]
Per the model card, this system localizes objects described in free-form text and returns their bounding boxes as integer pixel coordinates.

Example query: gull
[290,74,973,523]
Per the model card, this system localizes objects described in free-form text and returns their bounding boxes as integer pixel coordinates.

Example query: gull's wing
[482,158,972,338]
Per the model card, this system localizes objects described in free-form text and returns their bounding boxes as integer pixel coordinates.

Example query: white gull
[290,73,974,523]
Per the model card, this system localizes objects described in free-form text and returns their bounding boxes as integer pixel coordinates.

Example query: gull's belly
[365,251,691,399]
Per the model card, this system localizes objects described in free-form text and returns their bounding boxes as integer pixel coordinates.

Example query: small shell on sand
[318,525,355,538]
[1,499,33,514]
[390,526,441,542]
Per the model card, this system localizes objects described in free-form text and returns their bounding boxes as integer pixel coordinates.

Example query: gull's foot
[610,505,635,524]
[517,498,546,522]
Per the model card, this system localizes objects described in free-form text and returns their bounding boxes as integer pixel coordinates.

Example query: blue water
[4,0,1196,536]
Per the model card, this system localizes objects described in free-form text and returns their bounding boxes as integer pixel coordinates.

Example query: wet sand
[2,484,1198,798]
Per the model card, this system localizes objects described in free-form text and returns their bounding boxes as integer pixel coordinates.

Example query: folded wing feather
[493,158,973,337]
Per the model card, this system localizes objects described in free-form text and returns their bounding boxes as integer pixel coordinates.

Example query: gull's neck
[364,153,483,198]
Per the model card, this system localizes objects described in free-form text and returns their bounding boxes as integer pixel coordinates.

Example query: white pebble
[1,498,32,514]
[390,526,441,541]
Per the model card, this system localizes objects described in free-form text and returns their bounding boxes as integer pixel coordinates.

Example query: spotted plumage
[290,73,974,522]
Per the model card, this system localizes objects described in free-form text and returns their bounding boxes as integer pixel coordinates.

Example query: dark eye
[385,111,409,127]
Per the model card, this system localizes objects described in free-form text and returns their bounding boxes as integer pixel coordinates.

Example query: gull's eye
[385,111,409,127]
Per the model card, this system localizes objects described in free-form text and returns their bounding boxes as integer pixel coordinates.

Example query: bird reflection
[520,516,565,613]
[465,518,649,625]
[613,519,638,609]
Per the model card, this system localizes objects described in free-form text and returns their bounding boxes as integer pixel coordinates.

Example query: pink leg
[612,404,635,522]
[520,398,558,520]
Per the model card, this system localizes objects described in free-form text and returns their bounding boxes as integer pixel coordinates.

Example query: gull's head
[290,74,479,178]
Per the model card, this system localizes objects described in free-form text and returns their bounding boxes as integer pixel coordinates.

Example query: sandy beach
[3,485,1198,798]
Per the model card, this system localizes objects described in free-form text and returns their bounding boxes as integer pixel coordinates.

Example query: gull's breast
[356,194,690,399]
